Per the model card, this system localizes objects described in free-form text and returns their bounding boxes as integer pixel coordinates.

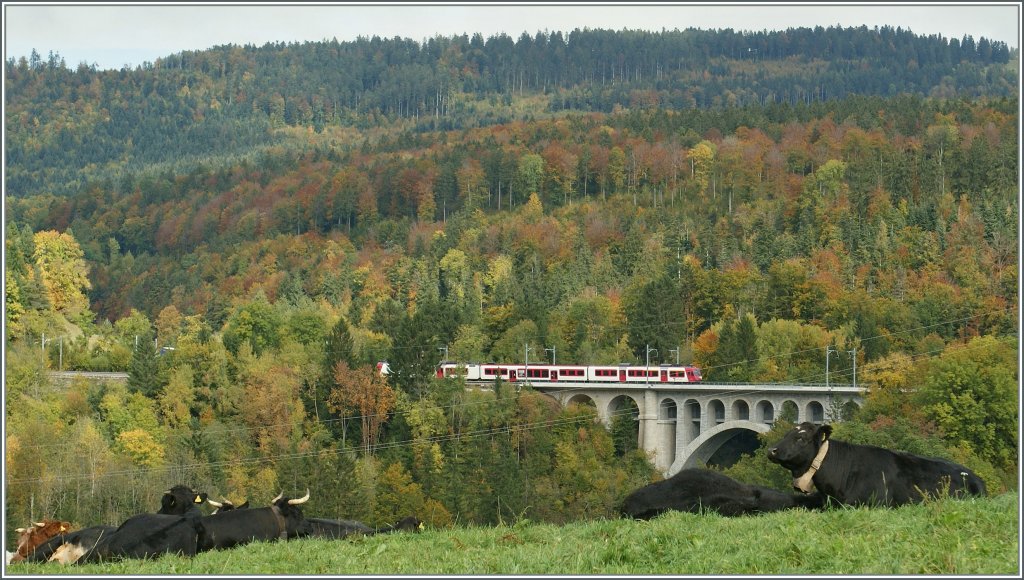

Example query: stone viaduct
[534,381,864,476]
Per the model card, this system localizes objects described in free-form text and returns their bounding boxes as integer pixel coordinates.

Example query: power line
[6,405,642,487]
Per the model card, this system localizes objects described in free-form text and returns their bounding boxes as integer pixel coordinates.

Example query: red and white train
[378,361,702,384]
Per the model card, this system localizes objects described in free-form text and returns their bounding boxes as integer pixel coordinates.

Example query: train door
[660,369,668,382]
[619,369,626,382]
[551,370,558,382]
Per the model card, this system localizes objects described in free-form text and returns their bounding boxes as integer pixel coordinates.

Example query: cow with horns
[206,498,250,514]
[6,519,73,563]
[196,490,312,552]
[768,422,987,507]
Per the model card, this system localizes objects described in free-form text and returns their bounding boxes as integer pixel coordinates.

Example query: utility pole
[645,344,658,386]
[545,346,556,365]
[848,347,857,389]
[645,344,658,367]
[438,345,449,363]
[825,346,838,417]
[825,346,837,389]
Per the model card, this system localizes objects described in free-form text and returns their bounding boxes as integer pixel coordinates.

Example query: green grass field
[8,492,1019,576]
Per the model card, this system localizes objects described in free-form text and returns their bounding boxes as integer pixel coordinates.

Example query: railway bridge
[532,381,864,476]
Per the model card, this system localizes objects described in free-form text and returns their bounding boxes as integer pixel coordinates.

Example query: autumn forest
[3,26,1019,538]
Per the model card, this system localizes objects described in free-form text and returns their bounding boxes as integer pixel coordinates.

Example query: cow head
[158,485,209,515]
[393,516,424,532]
[9,519,73,563]
[768,422,832,475]
[270,490,312,538]
[207,497,249,514]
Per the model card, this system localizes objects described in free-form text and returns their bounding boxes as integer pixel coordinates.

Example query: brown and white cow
[7,519,73,563]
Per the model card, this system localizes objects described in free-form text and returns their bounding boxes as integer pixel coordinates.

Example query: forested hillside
[3,26,1019,544]
[5,25,1016,198]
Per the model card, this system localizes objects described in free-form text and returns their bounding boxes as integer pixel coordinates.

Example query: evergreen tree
[127,330,163,397]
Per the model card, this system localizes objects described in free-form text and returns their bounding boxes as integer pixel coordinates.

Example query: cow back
[196,507,287,551]
[305,517,375,539]
[77,513,201,563]
[620,469,814,519]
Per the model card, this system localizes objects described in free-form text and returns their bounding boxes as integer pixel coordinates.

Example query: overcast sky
[3,2,1021,71]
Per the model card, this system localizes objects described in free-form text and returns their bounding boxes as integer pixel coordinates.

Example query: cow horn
[15,528,25,534]
[272,491,284,503]
[287,489,310,505]
[35,522,46,528]
[206,498,223,508]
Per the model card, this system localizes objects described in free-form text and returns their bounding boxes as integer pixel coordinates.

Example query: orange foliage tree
[328,362,396,454]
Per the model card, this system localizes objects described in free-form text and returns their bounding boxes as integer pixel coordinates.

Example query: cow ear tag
[194,495,203,504]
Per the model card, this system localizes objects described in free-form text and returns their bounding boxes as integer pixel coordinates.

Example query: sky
[2,2,1021,71]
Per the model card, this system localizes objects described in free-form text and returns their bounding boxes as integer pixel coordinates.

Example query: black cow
[196,490,311,552]
[305,515,423,539]
[620,468,825,519]
[768,422,987,507]
[25,484,209,564]
[74,485,210,563]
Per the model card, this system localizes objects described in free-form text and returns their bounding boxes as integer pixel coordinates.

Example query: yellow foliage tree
[116,428,165,468]
[32,230,91,314]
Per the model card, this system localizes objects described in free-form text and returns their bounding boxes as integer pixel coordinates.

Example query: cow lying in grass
[768,422,987,507]
[6,519,72,563]
[195,490,312,552]
[74,485,210,563]
[620,468,825,519]
[305,515,424,539]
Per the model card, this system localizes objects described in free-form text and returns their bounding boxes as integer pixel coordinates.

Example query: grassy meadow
[7,492,1019,576]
